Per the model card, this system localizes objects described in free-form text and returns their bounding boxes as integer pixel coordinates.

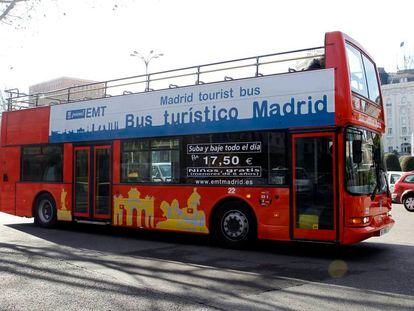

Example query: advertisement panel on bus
[49,69,335,142]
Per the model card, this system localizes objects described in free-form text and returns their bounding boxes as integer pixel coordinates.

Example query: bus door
[73,145,112,220]
[292,133,337,241]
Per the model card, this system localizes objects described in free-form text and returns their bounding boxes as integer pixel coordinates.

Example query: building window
[402,127,408,135]
[401,96,407,105]
[386,98,392,107]
[386,107,392,116]
[401,143,411,154]
[387,128,392,135]
[21,145,63,182]
[388,146,393,152]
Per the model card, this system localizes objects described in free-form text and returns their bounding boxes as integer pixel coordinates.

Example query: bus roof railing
[5,46,325,111]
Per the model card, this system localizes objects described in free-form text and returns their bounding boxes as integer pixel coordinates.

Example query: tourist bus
[0,31,394,247]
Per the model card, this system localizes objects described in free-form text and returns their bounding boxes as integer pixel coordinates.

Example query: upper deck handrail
[5,46,325,111]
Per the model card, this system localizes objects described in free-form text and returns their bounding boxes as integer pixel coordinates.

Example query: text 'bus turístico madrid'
[1,31,394,247]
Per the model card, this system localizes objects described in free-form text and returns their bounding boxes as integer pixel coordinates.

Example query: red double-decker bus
[0,31,393,247]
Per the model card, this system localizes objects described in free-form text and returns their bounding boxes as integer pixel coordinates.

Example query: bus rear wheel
[34,193,57,228]
[214,202,256,248]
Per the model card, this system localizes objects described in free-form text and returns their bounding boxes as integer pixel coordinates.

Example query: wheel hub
[406,197,414,210]
[39,200,53,223]
[222,210,249,240]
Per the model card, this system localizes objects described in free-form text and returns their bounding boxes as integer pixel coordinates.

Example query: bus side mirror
[352,140,362,164]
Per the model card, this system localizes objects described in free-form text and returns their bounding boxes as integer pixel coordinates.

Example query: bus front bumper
[342,215,395,245]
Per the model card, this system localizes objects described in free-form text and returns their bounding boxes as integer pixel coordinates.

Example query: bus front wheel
[34,193,57,228]
[214,202,256,248]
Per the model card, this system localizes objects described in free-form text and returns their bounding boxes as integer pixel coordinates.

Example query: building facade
[29,77,105,107]
[382,81,414,155]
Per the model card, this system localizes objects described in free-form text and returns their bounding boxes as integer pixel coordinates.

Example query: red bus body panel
[0,146,20,215]
[111,185,290,241]
[15,183,72,218]
[1,107,50,146]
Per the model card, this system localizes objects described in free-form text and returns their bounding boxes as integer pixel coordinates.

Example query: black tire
[213,202,256,248]
[403,194,414,212]
[34,193,58,228]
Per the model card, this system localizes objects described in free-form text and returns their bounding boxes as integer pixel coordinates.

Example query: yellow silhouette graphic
[57,188,72,221]
[156,188,209,233]
[113,188,154,228]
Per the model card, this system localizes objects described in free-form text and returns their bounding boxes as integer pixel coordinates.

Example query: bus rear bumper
[342,216,395,245]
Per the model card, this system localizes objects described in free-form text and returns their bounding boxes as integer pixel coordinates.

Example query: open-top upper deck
[5,45,326,110]
[2,31,384,146]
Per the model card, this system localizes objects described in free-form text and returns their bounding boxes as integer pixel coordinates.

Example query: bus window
[346,44,368,98]
[121,141,150,182]
[121,138,179,183]
[268,132,288,185]
[151,139,179,183]
[21,145,63,182]
[362,55,381,104]
[345,128,386,195]
[346,43,381,105]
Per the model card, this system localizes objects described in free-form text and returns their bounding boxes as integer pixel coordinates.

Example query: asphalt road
[0,204,413,311]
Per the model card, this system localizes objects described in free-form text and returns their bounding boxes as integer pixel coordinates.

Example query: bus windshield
[345,128,386,195]
[346,43,381,105]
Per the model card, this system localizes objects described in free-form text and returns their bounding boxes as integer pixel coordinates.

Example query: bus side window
[268,132,288,185]
[121,138,179,183]
[121,140,150,183]
[22,145,63,182]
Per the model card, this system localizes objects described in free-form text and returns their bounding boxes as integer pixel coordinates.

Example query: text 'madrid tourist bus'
[0,31,394,247]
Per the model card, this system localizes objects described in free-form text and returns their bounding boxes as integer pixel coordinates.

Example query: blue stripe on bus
[49,112,335,143]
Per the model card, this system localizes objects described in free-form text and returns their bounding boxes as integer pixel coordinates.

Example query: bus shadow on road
[4,221,414,308]
[4,221,394,261]
[4,222,397,273]
[5,221,390,258]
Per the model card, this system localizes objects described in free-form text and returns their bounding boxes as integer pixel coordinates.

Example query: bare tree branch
[0,0,21,21]
[0,0,32,23]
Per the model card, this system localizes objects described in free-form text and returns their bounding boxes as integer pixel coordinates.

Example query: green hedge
[384,153,401,171]
[400,156,414,172]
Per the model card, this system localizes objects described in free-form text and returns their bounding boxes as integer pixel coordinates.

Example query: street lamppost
[130,50,164,91]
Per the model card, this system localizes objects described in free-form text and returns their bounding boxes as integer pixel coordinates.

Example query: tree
[1,1,125,28]
[0,90,8,115]
[384,153,401,171]
[400,156,414,172]
[0,0,39,25]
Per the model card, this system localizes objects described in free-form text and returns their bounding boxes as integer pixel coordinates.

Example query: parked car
[386,171,403,196]
[392,171,414,212]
